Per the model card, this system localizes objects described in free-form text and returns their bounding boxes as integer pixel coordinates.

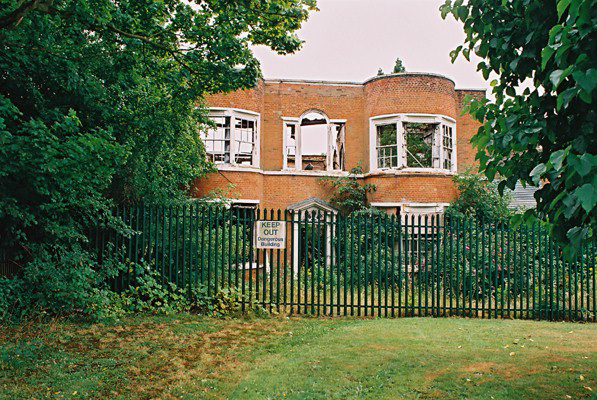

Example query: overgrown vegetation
[0,0,317,321]
[445,169,513,221]
[320,165,376,215]
[441,0,597,257]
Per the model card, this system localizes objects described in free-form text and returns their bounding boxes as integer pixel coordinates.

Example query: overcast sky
[251,0,488,90]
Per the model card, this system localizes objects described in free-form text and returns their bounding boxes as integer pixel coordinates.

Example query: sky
[251,0,489,90]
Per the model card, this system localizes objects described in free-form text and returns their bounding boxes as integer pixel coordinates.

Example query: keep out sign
[255,220,286,249]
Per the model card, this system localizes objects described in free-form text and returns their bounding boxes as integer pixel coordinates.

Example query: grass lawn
[1,315,595,399]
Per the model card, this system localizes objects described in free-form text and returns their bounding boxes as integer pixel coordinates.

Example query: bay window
[370,114,456,172]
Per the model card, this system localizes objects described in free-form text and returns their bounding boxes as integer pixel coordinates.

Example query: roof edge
[263,78,362,86]
[455,88,487,92]
[263,72,464,88]
[362,72,455,86]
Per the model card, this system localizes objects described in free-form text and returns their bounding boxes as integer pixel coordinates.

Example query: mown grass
[0,315,595,399]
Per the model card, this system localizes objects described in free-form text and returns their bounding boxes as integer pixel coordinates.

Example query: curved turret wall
[364,73,458,120]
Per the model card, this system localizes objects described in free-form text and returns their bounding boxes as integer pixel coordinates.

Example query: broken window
[442,124,454,170]
[301,112,328,171]
[283,111,345,172]
[285,123,297,169]
[404,123,436,168]
[330,123,346,170]
[376,124,398,169]
[371,115,456,172]
[234,118,255,165]
[203,115,231,163]
[202,109,259,167]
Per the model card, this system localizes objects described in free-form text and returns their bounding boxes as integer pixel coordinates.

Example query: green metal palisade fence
[92,204,597,322]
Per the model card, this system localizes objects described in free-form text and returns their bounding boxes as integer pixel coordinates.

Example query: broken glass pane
[404,122,435,168]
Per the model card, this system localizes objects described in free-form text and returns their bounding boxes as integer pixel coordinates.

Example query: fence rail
[92,205,597,322]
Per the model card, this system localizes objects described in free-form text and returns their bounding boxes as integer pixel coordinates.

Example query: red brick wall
[199,74,485,211]
[364,74,458,118]
[203,81,264,114]
[191,170,458,210]
[455,89,485,170]
[261,82,365,171]
[365,173,458,203]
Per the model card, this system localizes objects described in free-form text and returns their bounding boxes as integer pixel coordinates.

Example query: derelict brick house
[192,72,485,218]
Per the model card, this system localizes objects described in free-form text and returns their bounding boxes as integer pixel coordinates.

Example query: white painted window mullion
[229,112,236,165]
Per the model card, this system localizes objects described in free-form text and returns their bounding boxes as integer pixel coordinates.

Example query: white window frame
[369,114,456,173]
[282,117,300,170]
[204,108,260,168]
[282,112,347,172]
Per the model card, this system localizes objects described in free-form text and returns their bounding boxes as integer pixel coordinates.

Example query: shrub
[445,169,513,221]
[0,244,123,322]
[320,165,376,215]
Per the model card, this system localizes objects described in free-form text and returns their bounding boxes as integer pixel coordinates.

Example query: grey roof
[287,197,337,212]
[509,182,540,209]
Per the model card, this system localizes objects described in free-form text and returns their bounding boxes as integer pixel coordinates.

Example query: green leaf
[498,180,507,196]
[457,5,469,20]
[439,4,451,19]
[450,46,462,63]
[549,148,567,170]
[463,47,470,61]
[568,153,594,177]
[579,89,593,104]
[473,132,490,149]
[557,0,572,19]
[556,87,577,111]
[529,163,546,185]
[567,226,588,249]
[541,46,555,70]
[572,68,597,94]
[550,68,572,90]
[563,194,580,218]
[574,183,597,213]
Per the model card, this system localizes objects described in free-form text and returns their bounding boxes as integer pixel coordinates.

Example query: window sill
[214,164,261,172]
[366,168,456,177]
[214,165,352,177]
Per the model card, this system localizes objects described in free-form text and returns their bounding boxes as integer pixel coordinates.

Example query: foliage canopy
[0,0,316,319]
[441,0,597,256]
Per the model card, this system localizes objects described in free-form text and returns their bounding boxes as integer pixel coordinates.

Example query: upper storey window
[283,110,346,172]
[201,108,260,168]
[376,124,398,169]
[370,114,456,173]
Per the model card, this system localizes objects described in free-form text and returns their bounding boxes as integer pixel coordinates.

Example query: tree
[377,68,384,76]
[440,0,597,256]
[0,0,316,317]
[392,57,406,73]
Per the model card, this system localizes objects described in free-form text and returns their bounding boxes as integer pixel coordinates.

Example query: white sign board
[255,220,286,249]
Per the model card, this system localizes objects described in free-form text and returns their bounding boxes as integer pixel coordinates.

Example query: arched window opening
[283,110,345,172]
[300,112,328,171]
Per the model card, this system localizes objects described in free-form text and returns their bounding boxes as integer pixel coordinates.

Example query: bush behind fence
[91,204,597,322]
